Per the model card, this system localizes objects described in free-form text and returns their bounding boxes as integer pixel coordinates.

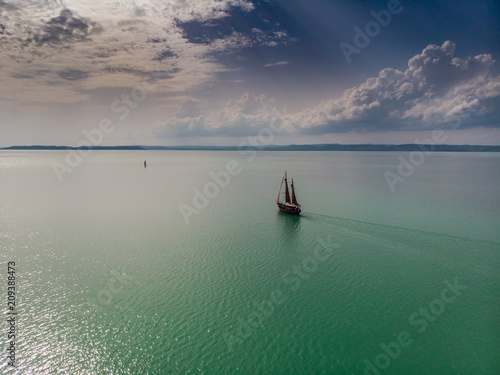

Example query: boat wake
[300,211,500,247]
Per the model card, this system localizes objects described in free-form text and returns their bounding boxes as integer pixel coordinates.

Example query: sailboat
[276,171,301,215]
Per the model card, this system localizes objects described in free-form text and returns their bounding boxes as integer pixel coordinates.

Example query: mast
[291,178,298,205]
[284,171,291,203]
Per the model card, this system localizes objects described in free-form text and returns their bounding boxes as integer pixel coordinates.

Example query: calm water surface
[0,150,499,374]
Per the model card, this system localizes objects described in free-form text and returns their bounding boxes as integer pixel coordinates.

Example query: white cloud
[292,41,500,133]
[209,28,293,54]
[152,41,500,138]
[264,61,288,68]
[153,92,293,137]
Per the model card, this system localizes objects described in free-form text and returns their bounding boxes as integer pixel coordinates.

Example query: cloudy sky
[0,0,499,146]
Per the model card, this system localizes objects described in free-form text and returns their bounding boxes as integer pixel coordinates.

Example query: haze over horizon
[1,0,499,147]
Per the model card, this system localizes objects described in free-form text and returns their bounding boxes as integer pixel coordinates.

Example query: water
[1,150,499,374]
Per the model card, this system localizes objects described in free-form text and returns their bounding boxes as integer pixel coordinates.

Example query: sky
[0,0,499,146]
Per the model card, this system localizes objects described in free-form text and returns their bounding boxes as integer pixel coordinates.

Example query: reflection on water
[276,211,301,242]
[1,150,499,374]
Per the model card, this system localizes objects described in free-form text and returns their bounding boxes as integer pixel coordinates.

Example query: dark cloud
[103,66,152,76]
[93,49,116,58]
[27,8,101,46]
[0,1,18,11]
[154,50,176,62]
[48,9,74,26]
[150,70,176,80]
[58,69,89,81]
[149,38,167,44]
[102,67,178,80]
[134,7,146,17]
[11,73,33,79]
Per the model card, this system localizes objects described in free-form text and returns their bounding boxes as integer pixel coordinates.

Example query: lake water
[1,150,499,374]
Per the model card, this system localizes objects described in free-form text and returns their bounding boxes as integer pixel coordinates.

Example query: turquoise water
[0,150,499,374]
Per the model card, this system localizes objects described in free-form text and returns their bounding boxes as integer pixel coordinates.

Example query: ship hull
[277,203,301,215]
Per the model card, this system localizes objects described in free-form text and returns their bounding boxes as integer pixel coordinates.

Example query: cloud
[292,41,500,133]
[264,61,288,68]
[134,6,146,18]
[162,0,255,23]
[154,50,176,62]
[209,29,293,53]
[0,0,288,104]
[153,92,290,137]
[0,1,18,11]
[58,68,89,81]
[27,8,102,46]
[152,41,500,138]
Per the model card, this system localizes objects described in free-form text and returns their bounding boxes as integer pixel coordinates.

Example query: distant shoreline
[2,144,500,152]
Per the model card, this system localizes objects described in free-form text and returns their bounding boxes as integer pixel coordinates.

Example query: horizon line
[2,144,500,152]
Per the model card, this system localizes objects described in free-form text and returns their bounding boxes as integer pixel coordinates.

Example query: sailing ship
[276,171,301,215]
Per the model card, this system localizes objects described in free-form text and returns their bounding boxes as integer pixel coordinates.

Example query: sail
[276,177,283,203]
[284,172,291,203]
[291,179,298,205]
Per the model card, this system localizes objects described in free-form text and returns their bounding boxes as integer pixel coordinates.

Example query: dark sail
[284,172,291,203]
[276,171,301,215]
[291,178,298,205]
